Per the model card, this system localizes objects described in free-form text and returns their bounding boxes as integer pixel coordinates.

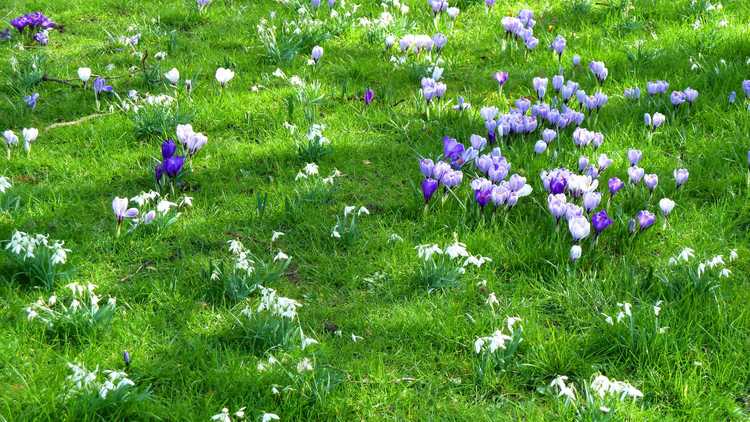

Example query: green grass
[1,0,750,420]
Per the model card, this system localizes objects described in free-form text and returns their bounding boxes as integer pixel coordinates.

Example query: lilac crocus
[578,156,589,172]
[364,88,374,105]
[628,166,645,184]
[588,61,608,84]
[568,216,591,241]
[532,77,548,100]
[659,198,675,217]
[123,350,131,366]
[628,149,642,166]
[624,87,641,100]
[643,174,658,191]
[24,93,39,110]
[494,71,508,88]
[33,31,49,45]
[112,197,138,230]
[432,33,447,51]
[608,177,624,195]
[670,91,686,107]
[551,35,566,58]
[421,178,439,203]
[552,75,564,93]
[673,168,689,188]
[597,154,612,171]
[534,140,547,154]
[311,46,323,63]
[570,245,582,261]
[583,191,601,213]
[453,96,470,111]
[474,183,493,208]
[728,91,737,104]
[311,0,321,8]
[635,210,656,231]
[93,77,113,94]
[591,210,612,236]
[443,136,464,163]
[743,80,750,98]
[548,194,567,222]
[683,87,698,104]
[442,170,463,187]
[542,129,557,144]
[420,158,435,177]
[572,54,581,66]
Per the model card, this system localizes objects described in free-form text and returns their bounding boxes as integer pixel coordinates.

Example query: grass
[1,0,750,420]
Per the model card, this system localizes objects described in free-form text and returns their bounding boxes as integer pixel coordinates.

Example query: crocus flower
[93,77,113,94]
[589,61,608,84]
[583,191,601,213]
[162,139,177,159]
[552,75,564,92]
[608,177,624,195]
[550,35,566,58]
[3,130,18,147]
[311,45,324,63]
[442,170,463,187]
[123,351,131,366]
[659,198,675,216]
[534,140,547,154]
[112,197,138,223]
[570,245,582,261]
[164,68,180,85]
[78,67,92,85]
[591,210,612,236]
[568,216,591,241]
[542,129,556,144]
[644,174,658,191]
[33,31,49,45]
[432,33,447,51]
[185,132,208,156]
[743,80,750,98]
[421,178,439,202]
[215,68,235,87]
[311,0,321,8]
[635,210,656,231]
[419,158,435,178]
[673,168,689,188]
[22,127,38,147]
[447,7,460,19]
[533,77,548,100]
[364,88,374,105]
[572,54,581,66]
[0,29,10,41]
[623,87,641,100]
[164,156,185,178]
[627,149,642,166]
[683,87,698,104]
[494,71,508,88]
[728,91,737,104]
[670,91,686,107]
[24,93,39,110]
[578,156,589,172]
[628,166,644,184]
[548,194,567,222]
[453,96,470,111]
[597,154,612,171]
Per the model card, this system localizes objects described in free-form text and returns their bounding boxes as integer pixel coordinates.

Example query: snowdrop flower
[164,67,179,85]
[444,241,468,259]
[719,268,731,277]
[273,251,289,262]
[729,249,738,261]
[271,231,285,242]
[0,176,11,193]
[296,358,314,373]
[653,301,662,316]
[416,244,443,260]
[464,255,491,268]
[211,408,231,422]
[677,247,694,262]
[215,68,235,87]
[262,414,280,422]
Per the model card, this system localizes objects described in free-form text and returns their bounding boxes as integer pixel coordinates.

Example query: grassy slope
[0,0,749,420]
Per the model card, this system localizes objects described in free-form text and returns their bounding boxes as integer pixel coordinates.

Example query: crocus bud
[673,168,689,188]
[659,198,675,216]
[311,45,324,63]
[534,140,547,154]
[421,178,439,203]
[123,351,131,366]
[78,67,92,83]
[164,68,180,85]
[570,245,582,261]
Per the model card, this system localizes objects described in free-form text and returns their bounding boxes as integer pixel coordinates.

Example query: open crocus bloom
[215,68,235,86]
[112,197,138,223]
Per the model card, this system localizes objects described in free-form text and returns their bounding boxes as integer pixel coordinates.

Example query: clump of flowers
[294,163,342,203]
[474,317,523,380]
[64,363,150,411]
[416,237,491,290]
[26,283,116,339]
[661,247,737,295]
[331,205,369,245]
[501,9,538,51]
[600,301,668,354]
[0,176,20,211]
[548,374,644,418]
[155,139,186,192]
[5,231,71,289]
[294,123,332,162]
[209,236,292,301]
[114,191,192,236]
[10,12,57,45]
[211,407,247,422]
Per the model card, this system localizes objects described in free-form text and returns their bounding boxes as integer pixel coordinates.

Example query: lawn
[0,0,749,420]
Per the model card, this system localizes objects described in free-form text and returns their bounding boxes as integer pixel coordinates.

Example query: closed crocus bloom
[652,112,666,128]
[215,67,235,87]
[728,91,737,104]
[670,90,686,106]
[578,156,589,172]
[93,77,113,94]
[432,161,451,181]
[673,168,689,188]
[608,177,624,195]
[636,210,656,231]
[447,7,460,19]
[442,170,463,187]
[421,178,439,202]
[22,128,38,143]
[628,166,645,184]
[164,68,180,84]
[684,87,698,103]
[77,67,92,83]
[583,191,601,212]
[161,139,177,159]
[494,71,508,87]
[572,54,581,66]
[419,158,435,177]
[627,149,642,166]
[112,197,138,223]
[364,88,374,105]
[143,210,157,224]
[176,124,194,144]
[548,194,567,222]
[743,80,750,97]
[542,129,556,143]
[432,33,447,51]
[644,173,658,191]
[591,209,613,235]
[659,198,675,216]
[552,75,564,92]
[532,77,548,100]
[597,154,612,171]
[164,156,185,178]
[311,0,321,8]
[186,132,207,156]
[311,45,324,63]
[570,245,582,261]
[534,140,547,154]
[3,130,18,146]
[551,35,566,57]
[568,216,591,241]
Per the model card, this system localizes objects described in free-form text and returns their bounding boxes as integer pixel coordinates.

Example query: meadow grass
[0,0,749,420]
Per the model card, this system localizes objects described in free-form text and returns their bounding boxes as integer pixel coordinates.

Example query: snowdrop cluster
[26,283,116,335]
[549,373,643,415]
[331,205,369,243]
[65,362,144,404]
[415,238,491,289]
[665,247,736,292]
[213,236,291,301]
[474,317,523,375]
[5,231,71,289]
[113,192,192,236]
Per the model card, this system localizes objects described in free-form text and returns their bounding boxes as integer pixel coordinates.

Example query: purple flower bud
[548,194,567,221]
[485,0,495,7]
[532,77,548,100]
[673,168,689,188]
[443,136,464,162]
[433,161,451,182]
[442,170,463,187]
[161,139,177,160]
[432,33,447,51]
[578,156,589,172]
[608,177,624,195]
[550,175,567,195]
[542,129,557,143]
[419,158,434,178]
[364,88,374,105]
[628,166,645,184]
[683,87,698,103]
[670,90,686,106]
[591,209,613,235]
[474,184,493,208]
[588,61,608,83]
[311,45,324,63]
[515,98,531,115]
[570,245,582,261]
[635,210,656,231]
[534,140,547,154]
[551,75,564,93]
[743,80,750,98]
[93,77,113,95]
[470,135,486,151]
[627,149,642,166]
[311,0,321,8]
[659,198,675,216]
[494,71,508,87]
[624,87,641,100]
[729,91,737,104]
[551,35,566,57]
[421,178,439,202]
[643,173,658,191]
[572,54,581,66]
[164,155,185,178]
[597,153,612,171]
[123,351,131,366]
[583,191,601,213]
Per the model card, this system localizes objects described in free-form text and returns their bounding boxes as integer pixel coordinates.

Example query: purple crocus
[33,30,48,46]
[534,140,547,154]
[419,158,435,178]
[728,91,737,104]
[163,155,185,178]
[627,149,642,166]
[572,54,581,66]
[542,129,556,143]
[742,80,750,98]
[443,136,464,163]
[162,139,177,159]
[548,194,567,222]
[432,33,447,51]
[683,87,698,104]
[421,178,439,202]
[123,350,131,366]
[670,90,686,107]
[635,210,656,231]
[591,210,613,236]
[643,174,658,191]
[550,35,566,58]
[474,183,493,208]
[532,77,548,100]
[494,71,508,88]
[364,88,374,105]
[588,61,608,84]
[24,93,39,110]
[0,29,10,41]
[93,77,113,94]
[608,177,624,195]
[311,46,323,63]
[583,191,601,213]
[628,166,644,184]
[674,168,689,188]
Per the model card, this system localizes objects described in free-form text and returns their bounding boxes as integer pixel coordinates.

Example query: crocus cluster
[501,9,538,50]
[647,80,669,96]
[10,12,56,45]
[398,34,435,54]
[175,124,208,158]
[3,128,38,158]
[572,127,604,149]
[644,112,666,130]
[420,77,447,103]
[155,139,186,188]
[471,172,532,210]
[588,61,608,84]
[670,87,699,107]
[419,156,463,203]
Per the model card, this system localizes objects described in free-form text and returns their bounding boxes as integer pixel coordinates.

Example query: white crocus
[77,67,92,83]
[164,67,180,84]
[215,67,235,87]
